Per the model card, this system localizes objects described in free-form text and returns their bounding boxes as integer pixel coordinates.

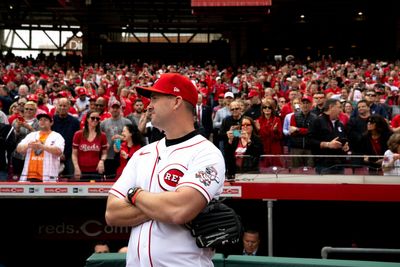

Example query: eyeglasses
[241,123,252,127]
[230,107,240,111]
[18,102,26,106]
[262,106,273,110]
[95,104,104,107]
[366,94,376,97]
[24,108,35,111]
[90,117,101,121]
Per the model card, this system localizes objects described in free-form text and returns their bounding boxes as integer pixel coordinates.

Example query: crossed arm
[105,186,207,227]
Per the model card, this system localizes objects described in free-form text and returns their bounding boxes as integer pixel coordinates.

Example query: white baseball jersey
[109,133,225,267]
[19,130,65,182]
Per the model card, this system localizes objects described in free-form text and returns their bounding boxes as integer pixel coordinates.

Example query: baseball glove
[186,199,242,248]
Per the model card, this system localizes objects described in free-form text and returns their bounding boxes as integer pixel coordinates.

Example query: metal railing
[321,246,400,260]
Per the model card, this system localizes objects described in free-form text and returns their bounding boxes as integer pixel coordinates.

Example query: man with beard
[100,100,132,179]
[127,99,144,126]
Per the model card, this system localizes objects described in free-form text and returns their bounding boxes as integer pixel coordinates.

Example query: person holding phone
[219,100,243,153]
[11,101,40,178]
[113,124,145,179]
[225,116,263,180]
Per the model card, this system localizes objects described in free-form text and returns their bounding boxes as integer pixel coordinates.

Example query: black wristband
[127,187,142,206]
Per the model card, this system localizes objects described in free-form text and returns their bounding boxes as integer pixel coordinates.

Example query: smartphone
[233,129,241,137]
[115,139,121,150]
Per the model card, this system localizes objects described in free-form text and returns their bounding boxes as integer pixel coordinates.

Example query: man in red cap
[73,86,90,120]
[100,99,132,180]
[106,73,225,267]
[288,95,317,168]
[16,112,65,182]
[244,89,262,119]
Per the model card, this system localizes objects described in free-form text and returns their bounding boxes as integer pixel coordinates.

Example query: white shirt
[109,134,225,267]
[382,150,400,176]
[213,107,231,129]
[19,131,65,182]
[283,112,294,136]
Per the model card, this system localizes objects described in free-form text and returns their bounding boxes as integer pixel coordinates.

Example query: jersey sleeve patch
[195,166,221,187]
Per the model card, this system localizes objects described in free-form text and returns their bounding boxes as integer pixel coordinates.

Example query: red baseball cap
[110,100,121,107]
[36,112,53,122]
[76,87,87,96]
[27,94,38,102]
[35,88,45,95]
[136,73,197,107]
[247,90,259,99]
[89,95,97,102]
[57,91,69,98]
[301,95,313,103]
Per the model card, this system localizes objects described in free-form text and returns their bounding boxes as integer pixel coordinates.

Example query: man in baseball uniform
[106,73,225,267]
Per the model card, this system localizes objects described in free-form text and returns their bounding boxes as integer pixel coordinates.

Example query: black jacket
[199,105,213,139]
[346,116,368,154]
[52,114,80,158]
[307,113,348,172]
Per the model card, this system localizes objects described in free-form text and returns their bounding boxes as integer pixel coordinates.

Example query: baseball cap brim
[136,86,168,99]
[36,113,53,122]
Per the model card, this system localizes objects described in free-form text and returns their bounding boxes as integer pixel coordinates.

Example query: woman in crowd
[361,114,392,174]
[225,116,263,180]
[114,124,145,179]
[8,97,27,125]
[256,98,283,167]
[7,102,19,123]
[276,96,286,117]
[72,110,108,181]
[382,133,400,176]
[342,100,354,120]
[11,101,40,178]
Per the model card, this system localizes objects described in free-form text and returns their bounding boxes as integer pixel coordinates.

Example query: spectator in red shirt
[390,113,400,133]
[212,77,227,107]
[114,124,145,179]
[72,110,108,181]
[324,79,341,96]
[256,99,283,167]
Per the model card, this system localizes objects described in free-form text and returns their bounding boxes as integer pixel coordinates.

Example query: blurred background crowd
[1,52,400,181]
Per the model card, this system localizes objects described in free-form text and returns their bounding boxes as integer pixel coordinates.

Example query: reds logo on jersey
[195,166,220,186]
[164,169,183,186]
[158,164,187,191]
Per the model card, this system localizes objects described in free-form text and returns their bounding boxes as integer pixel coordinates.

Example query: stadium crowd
[1,52,400,181]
